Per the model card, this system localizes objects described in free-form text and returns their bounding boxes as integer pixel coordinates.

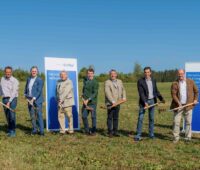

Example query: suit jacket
[105,79,126,105]
[82,77,99,105]
[56,79,75,108]
[24,76,44,105]
[137,77,163,106]
[170,78,199,111]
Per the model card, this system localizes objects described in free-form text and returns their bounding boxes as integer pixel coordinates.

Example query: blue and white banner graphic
[185,62,200,133]
[45,57,79,131]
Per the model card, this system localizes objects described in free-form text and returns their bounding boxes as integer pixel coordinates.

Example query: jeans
[107,105,120,134]
[28,103,44,134]
[135,99,155,139]
[2,97,17,132]
[82,104,97,133]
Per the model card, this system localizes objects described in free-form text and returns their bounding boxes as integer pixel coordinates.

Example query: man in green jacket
[82,67,99,135]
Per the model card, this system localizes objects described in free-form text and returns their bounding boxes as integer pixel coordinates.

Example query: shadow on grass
[16,118,46,135]
[154,123,173,130]
[140,132,172,141]
[17,124,32,134]
[95,128,133,137]
[0,124,8,133]
[73,127,171,141]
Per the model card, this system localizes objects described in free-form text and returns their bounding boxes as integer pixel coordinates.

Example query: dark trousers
[82,104,97,133]
[107,106,120,134]
[2,97,17,132]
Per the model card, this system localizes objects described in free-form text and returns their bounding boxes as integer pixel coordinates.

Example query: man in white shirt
[24,66,45,136]
[0,66,19,137]
[171,69,199,143]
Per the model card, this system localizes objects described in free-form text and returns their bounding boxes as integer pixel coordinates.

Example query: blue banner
[186,72,200,132]
[45,57,79,131]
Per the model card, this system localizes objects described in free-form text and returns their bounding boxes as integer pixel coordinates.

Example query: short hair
[144,66,152,72]
[4,66,13,72]
[87,67,95,73]
[30,66,39,73]
[60,70,68,75]
[109,69,117,74]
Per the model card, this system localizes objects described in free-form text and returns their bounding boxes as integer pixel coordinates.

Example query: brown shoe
[66,131,74,135]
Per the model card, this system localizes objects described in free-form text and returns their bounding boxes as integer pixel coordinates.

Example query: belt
[148,98,154,100]
[3,97,10,99]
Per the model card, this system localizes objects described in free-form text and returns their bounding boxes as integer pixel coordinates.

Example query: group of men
[0,65,199,143]
[0,66,44,137]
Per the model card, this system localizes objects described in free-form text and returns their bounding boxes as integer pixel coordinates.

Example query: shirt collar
[62,78,68,82]
[4,76,13,80]
[145,77,152,81]
[31,76,37,80]
[111,78,117,82]
[179,79,186,83]
[87,77,93,81]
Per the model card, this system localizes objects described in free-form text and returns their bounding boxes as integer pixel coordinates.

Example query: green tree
[133,62,143,82]
[78,67,87,80]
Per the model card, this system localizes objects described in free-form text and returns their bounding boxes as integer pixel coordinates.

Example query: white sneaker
[173,139,179,144]
[184,137,191,142]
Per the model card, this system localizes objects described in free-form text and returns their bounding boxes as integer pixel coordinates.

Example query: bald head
[177,69,185,81]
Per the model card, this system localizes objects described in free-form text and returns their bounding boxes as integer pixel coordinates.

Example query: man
[0,66,19,137]
[171,69,198,143]
[134,67,165,141]
[105,69,126,137]
[56,71,75,134]
[82,67,99,135]
[24,66,44,136]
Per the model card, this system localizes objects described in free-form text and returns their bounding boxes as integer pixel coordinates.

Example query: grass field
[0,82,200,170]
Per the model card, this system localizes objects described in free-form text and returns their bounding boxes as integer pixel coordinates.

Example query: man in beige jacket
[171,69,198,143]
[56,71,75,134]
[105,69,126,137]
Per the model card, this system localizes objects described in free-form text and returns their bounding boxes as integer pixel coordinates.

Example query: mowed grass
[0,82,200,170]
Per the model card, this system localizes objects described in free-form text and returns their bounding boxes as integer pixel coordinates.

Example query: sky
[0,0,200,74]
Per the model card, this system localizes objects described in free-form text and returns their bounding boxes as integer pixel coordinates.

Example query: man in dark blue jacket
[24,66,44,136]
[134,67,165,141]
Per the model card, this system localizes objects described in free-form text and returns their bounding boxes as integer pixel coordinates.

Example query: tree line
[79,63,178,82]
[0,63,178,82]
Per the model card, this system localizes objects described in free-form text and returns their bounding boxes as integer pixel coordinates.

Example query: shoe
[31,131,38,136]
[90,132,96,136]
[113,133,120,137]
[84,129,90,135]
[184,137,191,142]
[67,131,74,135]
[85,131,91,136]
[8,131,16,137]
[173,139,179,144]
[7,130,11,135]
[149,136,155,139]
[39,132,45,136]
[59,132,65,136]
[108,133,113,138]
[134,137,142,142]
